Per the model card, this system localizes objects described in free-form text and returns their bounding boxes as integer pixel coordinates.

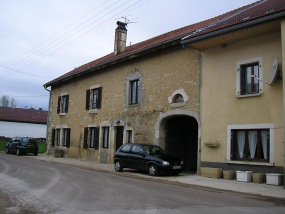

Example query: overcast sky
[0,0,257,110]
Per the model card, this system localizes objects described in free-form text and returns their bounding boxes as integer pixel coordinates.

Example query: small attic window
[173,94,184,103]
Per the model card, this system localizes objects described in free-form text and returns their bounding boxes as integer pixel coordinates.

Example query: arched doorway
[165,116,198,171]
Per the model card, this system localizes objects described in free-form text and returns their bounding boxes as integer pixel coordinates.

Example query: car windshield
[142,145,167,155]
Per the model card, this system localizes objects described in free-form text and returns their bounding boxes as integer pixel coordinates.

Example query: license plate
[172,166,181,169]
[27,145,34,147]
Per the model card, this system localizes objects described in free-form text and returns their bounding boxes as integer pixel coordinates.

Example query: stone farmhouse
[44,0,285,177]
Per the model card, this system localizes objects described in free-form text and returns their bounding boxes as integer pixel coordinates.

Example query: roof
[0,107,48,124]
[45,0,285,87]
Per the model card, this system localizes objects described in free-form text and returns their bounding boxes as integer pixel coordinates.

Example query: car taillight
[20,141,23,146]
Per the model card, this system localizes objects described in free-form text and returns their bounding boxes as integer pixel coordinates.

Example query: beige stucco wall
[47,46,201,162]
[201,31,283,166]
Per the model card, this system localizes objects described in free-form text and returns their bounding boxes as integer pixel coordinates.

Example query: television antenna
[251,58,281,86]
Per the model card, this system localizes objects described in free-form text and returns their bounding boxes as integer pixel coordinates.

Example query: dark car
[114,143,183,176]
[5,137,38,156]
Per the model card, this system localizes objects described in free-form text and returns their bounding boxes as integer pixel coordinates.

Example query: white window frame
[227,124,274,166]
[236,57,263,98]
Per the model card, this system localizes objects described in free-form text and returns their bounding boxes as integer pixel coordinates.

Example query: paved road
[0,152,285,214]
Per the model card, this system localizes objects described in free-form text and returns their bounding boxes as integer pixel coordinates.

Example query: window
[83,127,99,150]
[127,130,132,144]
[236,57,263,97]
[131,145,144,154]
[241,63,259,95]
[130,80,139,104]
[86,87,102,110]
[56,129,60,146]
[57,95,69,114]
[90,127,99,149]
[51,128,70,148]
[103,127,109,148]
[63,128,70,148]
[227,124,274,165]
[231,129,269,162]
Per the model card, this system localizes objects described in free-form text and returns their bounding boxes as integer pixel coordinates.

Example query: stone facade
[47,46,201,164]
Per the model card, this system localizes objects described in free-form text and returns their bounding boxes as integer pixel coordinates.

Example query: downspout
[281,19,285,189]
[44,85,51,155]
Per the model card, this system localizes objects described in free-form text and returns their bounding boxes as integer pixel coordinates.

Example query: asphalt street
[0,152,285,214]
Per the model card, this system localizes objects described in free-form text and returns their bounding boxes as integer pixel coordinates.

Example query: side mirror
[138,151,146,156]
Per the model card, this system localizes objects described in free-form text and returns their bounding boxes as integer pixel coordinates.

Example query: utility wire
[0,0,147,79]
[0,0,113,71]
[0,65,52,78]
[0,0,122,74]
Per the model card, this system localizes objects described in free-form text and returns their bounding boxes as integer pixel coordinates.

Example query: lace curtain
[237,131,245,158]
[261,131,268,159]
[248,131,257,159]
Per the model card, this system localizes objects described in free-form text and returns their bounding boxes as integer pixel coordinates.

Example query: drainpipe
[44,85,51,155]
[281,19,285,189]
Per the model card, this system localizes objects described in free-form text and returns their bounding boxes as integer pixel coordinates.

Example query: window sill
[89,109,98,114]
[226,160,273,166]
[59,113,66,116]
[236,93,261,99]
[170,102,186,108]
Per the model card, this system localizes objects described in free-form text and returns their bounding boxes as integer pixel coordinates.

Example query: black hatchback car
[5,137,38,156]
[114,143,183,176]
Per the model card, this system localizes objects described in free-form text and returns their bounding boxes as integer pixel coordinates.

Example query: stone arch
[154,109,201,173]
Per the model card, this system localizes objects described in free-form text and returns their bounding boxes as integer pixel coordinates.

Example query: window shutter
[57,96,61,114]
[65,95,69,113]
[97,87,102,109]
[51,129,55,147]
[66,128,71,148]
[83,127,88,149]
[86,90,90,110]
[94,127,99,150]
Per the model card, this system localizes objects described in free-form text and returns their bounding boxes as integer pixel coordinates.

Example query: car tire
[16,149,21,156]
[148,164,158,176]
[114,160,123,172]
[172,172,180,176]
[5,147,9,154]
[34,152,38,156]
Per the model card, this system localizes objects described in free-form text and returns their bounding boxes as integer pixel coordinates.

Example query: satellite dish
[268,58,278,85]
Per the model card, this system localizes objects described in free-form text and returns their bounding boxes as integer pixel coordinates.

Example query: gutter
[181,11,285,46]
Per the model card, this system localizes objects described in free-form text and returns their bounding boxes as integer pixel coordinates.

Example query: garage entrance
[165,116,198,172]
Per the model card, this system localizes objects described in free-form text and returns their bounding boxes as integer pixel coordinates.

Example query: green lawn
[0,141,46,153]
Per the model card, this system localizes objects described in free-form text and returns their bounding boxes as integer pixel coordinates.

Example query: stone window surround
[236,57,263,98]
[125,73,142,107]
[226,123,274,166]
[88,84,101,114]
[59,92,68,116]
[168,88,189,108]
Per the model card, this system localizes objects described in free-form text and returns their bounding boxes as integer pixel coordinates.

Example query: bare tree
[1,95,9,107]
[11,98,17,108]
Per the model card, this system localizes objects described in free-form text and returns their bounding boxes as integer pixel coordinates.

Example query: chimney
[114,21,127,56]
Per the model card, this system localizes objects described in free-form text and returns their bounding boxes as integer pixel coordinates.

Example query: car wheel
[172,172,180,176]
[148,164,158,176]
[5,147,9,154]
[16,149,21,156]
[114,161,123,172]
[34,152,38,156]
